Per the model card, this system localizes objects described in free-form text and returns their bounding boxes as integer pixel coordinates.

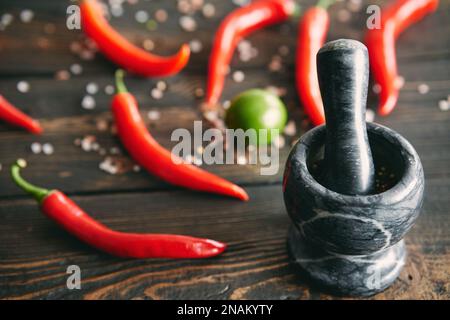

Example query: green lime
[225,89,287,145]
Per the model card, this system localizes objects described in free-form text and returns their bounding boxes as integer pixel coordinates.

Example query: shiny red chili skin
[80,0,190,77]
[295,6,329,126]
[11,161,226,259]
[0,95,42,134]
[111,85,249,201]
[365,0,439,116]
[206,0,297,107]
[41,191,225,259]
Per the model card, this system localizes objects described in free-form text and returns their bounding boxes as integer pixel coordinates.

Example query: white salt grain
[179,16,197,32]
[147,110,161,121]
[194,87,204,98]
[156,81,167,91]
[365,109,375,122]
[223,100,231,109]
[347,0,363,12]
[1,13,14,26]
[80,50,95,61]
[395,76,405,89]
[86,82,99,95]
[70,63,83,75]
[81,95,96,110]
[417,83,429,94]
[135,10,149,23]
[31,142,42,154]
[104,85,115,95]
[55,70,70,81]
[438,100,449,111]
[337,9,351,22]
[273,135,285,149]
[17,81,30,93]
[20,10,34,23]
[283,120,296,136]
[237,155,247,165]
[232,70,245,83]
[151,88,163,100]
[42,143,54,155]
[189,39,202,53]
[154,9,168,22]
[202,3,216,18]
[143,39,154,51]
[111,6,124,17]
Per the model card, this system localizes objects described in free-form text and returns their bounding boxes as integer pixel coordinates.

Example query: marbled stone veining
[283,39,424,296]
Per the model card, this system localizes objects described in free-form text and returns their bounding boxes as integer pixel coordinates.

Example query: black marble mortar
[283,39,424,296]
[284,123,424,296]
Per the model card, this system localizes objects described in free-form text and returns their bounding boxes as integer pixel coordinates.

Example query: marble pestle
[317,39,375,195]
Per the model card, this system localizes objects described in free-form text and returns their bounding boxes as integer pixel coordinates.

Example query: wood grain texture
[0,181,448,299]
[0,0,449,299]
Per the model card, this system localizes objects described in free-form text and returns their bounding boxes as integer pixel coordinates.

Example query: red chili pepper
[11,160,226,259]
[365,0,439,116]
[205,0,298,108]
[0,95,42,134]
[295,0,333,126]
[112,70,249,201]
[80,0,190,77]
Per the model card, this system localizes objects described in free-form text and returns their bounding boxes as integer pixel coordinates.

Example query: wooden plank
[0,63,448,197]
[0,69,449,197]
[0,0,449,300]
[0,1,448,76]
[0,180,448,299]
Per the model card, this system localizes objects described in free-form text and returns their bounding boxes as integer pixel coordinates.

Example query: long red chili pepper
[0,95,42,134]
[205,0,298,108]
[80,0,190,77]
[11,159,226,259]
[295,0,333,126]
[112,70,249,201]
[365,0,439,116]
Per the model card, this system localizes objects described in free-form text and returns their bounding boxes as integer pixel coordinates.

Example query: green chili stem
[115,69,128,94]
[316,0,335,10]
[291,3,302,18]
[11,160,51,204]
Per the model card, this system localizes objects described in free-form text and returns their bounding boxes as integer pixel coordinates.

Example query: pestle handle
[317,39,375,195]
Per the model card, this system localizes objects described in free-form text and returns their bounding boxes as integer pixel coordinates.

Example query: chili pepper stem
[11,159,51,203]
[115,69,128,94]
[316,0,335,9]
[290,3,302,18]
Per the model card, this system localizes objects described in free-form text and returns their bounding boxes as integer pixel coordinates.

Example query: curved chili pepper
[11,160,226,259]
[365,0,439,116]
[205,0,298,108]
[80,0,190,77]
[112,70,249,201]
[295,0,333,126]
[0,95,42,134]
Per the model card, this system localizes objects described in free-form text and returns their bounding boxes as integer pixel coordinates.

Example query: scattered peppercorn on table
[0,0,449,300]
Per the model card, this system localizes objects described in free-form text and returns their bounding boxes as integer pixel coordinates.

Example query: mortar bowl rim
[287,122,423,207]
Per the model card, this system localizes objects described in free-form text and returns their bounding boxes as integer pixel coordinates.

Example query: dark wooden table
[0,0,448,300]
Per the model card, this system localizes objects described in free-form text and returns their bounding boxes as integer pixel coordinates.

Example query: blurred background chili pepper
[0,95,42,134]
[365,0,439,116]
[81,0,191,77]
[205,0,299,109]
[295,0,334,126]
